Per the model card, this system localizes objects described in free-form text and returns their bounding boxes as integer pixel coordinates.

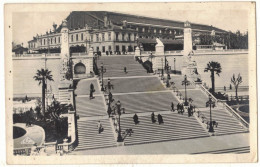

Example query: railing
[224,103,249,129]
[57,109,77,152]
[194,49,248,53]
[140,51,156,55]
[12,53,60,58]
[199,84,249,129]
[71,52,88,57]
[164,50,183,54]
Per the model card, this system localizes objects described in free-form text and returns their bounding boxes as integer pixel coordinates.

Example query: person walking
[124,67,127,74]
[97,121,103,134]
[171,102,175,112]
[151,112,156,123]
[133,113,139,124]
[89,83,95,99]
[158,114,164,124]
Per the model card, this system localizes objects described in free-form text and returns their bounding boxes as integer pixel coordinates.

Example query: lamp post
[106,78,113,93]
[166,61,171,87]
[100,63,106,91]
[161,58,164,79]
[206,95,215,133]
[116,100,123,142]
[105,92,113,117]
[182,75,190,106]
[174,58,176,74]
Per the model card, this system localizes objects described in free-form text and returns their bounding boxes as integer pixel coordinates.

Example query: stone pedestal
[134,46,141,58]
[154,38,165,71]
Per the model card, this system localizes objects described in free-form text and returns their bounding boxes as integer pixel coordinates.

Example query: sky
[12,10,248,47]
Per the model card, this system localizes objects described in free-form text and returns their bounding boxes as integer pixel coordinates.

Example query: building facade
[27,11,227,55]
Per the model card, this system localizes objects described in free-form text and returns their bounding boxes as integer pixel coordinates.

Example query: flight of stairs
[121,113,209,145]
[76,96,106,117]
[104,77,166,94]
[58,89,71,104]
[75,119,117,151]
[97,56,148,77]
[113,92,179,114]
[199,108,248,136]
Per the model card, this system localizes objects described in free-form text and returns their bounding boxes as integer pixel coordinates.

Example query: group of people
[171,102,196,116]
[176,103,185,114]
[133,113,164,125]
[151,112,164,124]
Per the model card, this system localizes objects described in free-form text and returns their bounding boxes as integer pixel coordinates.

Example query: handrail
[224,103,249,128]
[199,84,249,129]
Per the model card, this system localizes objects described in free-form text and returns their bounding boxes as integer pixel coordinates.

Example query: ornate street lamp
[182,75,190,106]
[100,63,106,91]
[105,91,114,117]
[206,95,216,133]
[116,100,123,142]
[161,58,164,80]
[106,78,114,93]
[166,61,171,88]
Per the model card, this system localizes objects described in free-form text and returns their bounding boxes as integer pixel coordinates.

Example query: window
[96,34,99,42]
[44,39,45,45]
[102,33,105,41]
[55,37,56,43]
[128,33,131,41]
[76,34,78,41]
[40,39,42,45]
[116,33,119,41]
[102,46,105,52]
[90,35,93,42]
[51,38,52,44]
[142,28,145,32]
[108,32,111,40]
[122,33,125,41]
[134,34,137,40]
[159,30,162,34]
[169,30,172,34]
[58,37,60,43]
[96,47,99,52]
[71,35,73,42]
[136,27,139,31]
[116,45,119,51]
[122,45,126,52]
[154,29,157,33]
[108,45,111,51]
[81,33,83,41]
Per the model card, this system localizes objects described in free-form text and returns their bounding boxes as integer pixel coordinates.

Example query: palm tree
[33,69,54,120]
[231,73,243,101]
[204,61,222,93]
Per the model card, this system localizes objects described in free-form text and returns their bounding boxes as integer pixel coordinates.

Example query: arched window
[74,63,86,74]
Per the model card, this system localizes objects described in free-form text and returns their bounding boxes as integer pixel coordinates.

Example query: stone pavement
[71,132,249,155]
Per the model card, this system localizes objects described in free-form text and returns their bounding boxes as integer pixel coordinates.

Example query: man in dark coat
[124,67,127,74]
[89,83,95,99]
[158,114,163,124]
[133,113,139,124]
[171,102,175,112]
[151,112,156,123]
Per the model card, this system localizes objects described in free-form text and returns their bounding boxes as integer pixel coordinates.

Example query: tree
[204,61,222,93]
[46,100,69,135]
[33,69,54,120]
[231,73,243,102]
